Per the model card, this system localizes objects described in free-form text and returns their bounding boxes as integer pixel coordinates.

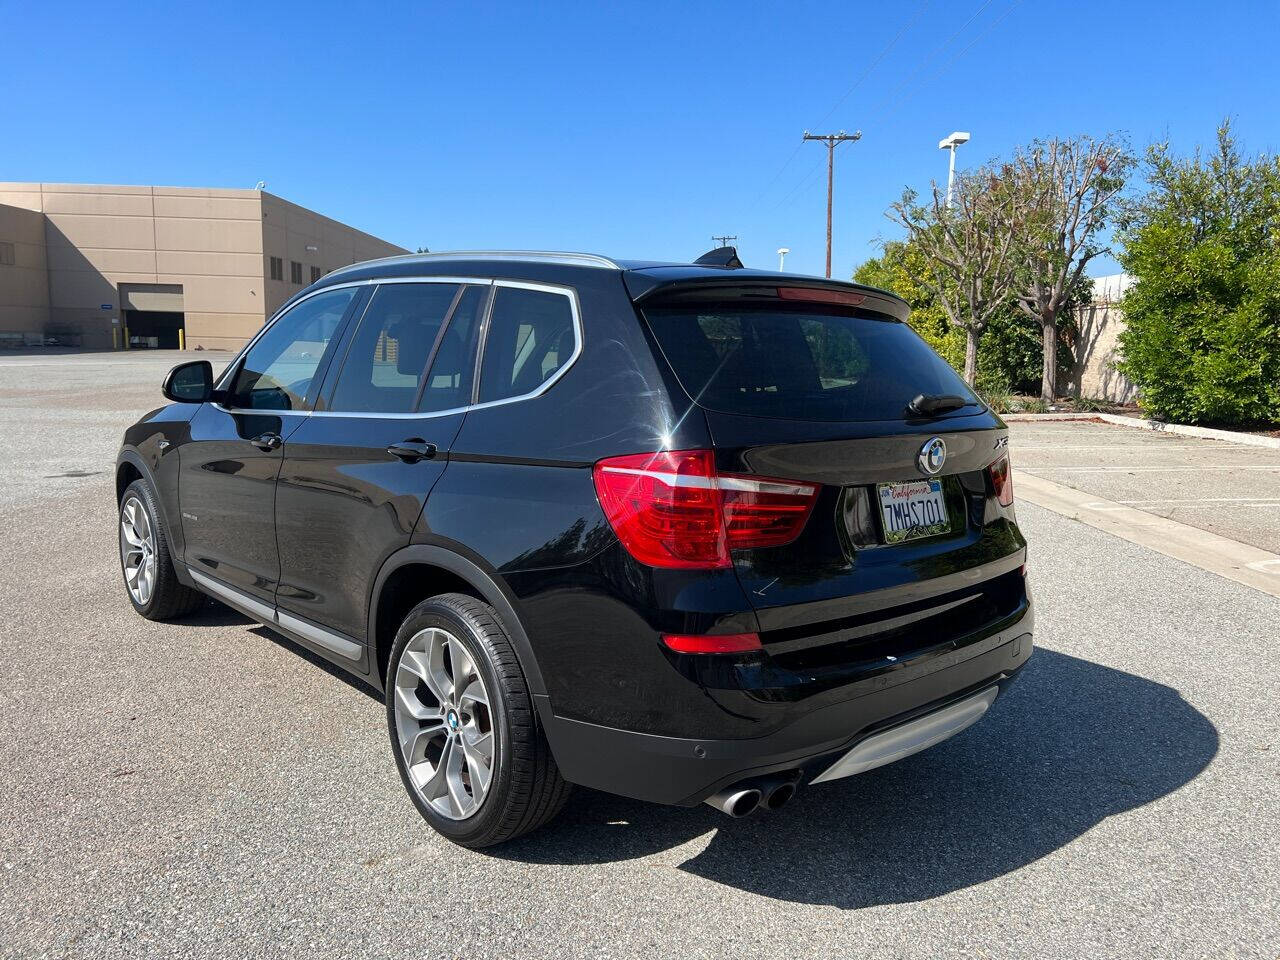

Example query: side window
[418,285,487,412]
[328,283,460,413]
[229,288,356,410]
[477,286,576,404]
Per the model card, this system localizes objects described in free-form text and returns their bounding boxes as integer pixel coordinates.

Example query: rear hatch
[632,277,1027,670]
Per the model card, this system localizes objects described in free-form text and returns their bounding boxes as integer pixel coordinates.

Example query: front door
[178,286,362,605]
[274,281,489,646]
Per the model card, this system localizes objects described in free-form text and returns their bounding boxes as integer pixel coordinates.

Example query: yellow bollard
[123,326,129,350]
[179,328,186,350]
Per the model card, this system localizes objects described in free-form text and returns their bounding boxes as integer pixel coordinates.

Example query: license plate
[877,479,950,544]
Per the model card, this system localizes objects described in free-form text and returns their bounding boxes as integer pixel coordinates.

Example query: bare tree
[889,169,1018,386]
[1005,135,1133,401]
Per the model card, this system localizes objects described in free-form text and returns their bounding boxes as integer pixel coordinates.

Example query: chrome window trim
[212,277,489,416]
[306,278,584,420]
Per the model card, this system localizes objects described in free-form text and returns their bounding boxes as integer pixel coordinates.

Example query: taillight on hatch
[989,454,1014,507]
[592,449,819,569]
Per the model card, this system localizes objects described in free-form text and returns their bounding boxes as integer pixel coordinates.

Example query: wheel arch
[115,452,146,503]
[368,545,547,699]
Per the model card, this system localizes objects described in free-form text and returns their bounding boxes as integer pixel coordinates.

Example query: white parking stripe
[1016,472,1280,599]
[1030,465,1280,472]
[1117,497,1280,505]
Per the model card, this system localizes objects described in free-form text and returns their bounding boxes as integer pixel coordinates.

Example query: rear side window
[328,283,459,413]
[641,298,979,422]
[477,286,576,404]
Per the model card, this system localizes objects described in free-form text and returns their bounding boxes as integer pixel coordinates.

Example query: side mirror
[162,360,214,403]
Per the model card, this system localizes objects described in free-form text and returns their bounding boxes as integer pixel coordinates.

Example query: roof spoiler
[693,246,744,269]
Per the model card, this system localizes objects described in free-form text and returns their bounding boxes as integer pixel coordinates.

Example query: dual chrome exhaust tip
[703,773,800,818]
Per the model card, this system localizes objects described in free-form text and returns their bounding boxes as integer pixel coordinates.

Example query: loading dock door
[124,310,184,348]
[118,284,185,349]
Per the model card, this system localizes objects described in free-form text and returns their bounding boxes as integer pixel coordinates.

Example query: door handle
[251,432,282,452]
[386,439,437,463]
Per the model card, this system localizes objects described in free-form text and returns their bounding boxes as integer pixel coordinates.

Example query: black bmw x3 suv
[116,248,1032,847]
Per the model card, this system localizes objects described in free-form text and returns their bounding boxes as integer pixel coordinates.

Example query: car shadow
[498,649,1218,908]
[174,600,382,700]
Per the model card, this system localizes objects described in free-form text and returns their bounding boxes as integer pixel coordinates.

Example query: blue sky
[3,0,1277,278]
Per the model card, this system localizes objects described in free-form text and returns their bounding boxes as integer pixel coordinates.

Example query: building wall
[261,192,405,324]
[0,202,50,344]
[0,183,406,352]
[1067,274,1139,404]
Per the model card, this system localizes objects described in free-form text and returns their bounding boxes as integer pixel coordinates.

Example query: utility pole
[803,129,861,277]
[711,234,737,248]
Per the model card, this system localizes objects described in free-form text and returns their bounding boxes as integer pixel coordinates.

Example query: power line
[711,234,738,248]
[810,0,931,131]
[748,1,929,209]
[873,0,1025,126]
[803,130,862,278]
[863,0,997,115]
[767,0,996,212]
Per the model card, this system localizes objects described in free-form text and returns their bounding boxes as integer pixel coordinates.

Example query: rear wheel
[118,478,205,620]
[386,593,570,848]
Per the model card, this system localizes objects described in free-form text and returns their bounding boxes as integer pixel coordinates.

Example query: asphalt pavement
[1012,418,1280,554]
[1,352,1277,958]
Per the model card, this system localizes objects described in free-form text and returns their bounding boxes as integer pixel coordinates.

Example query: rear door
[637,285,1025,627]
[272,280,489,650]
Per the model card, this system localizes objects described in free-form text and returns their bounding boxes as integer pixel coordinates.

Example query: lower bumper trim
[809,685,998,784]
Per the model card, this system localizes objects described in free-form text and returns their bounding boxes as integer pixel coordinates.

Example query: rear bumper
[543,610,1033,806]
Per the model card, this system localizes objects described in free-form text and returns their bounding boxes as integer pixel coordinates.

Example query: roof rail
[335,250,622,271]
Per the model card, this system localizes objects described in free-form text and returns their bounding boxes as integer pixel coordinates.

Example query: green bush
[1117,123,1280,427]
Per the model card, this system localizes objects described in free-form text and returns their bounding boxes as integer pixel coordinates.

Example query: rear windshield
[641,299,981,422]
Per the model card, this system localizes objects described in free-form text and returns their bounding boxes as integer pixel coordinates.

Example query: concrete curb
[1003,411,1280,449]
[1015,471,1280,599]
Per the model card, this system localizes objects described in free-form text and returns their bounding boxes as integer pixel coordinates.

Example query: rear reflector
[777,286,866,306]
[989,454,1014,507]
[592,449,819,569]
[661,632,762,655]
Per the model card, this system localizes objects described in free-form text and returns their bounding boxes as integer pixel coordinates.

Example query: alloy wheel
[393,627,495,820]
[119,496,157,606]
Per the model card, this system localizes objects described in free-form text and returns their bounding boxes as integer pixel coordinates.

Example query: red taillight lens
[661,632,763,655]
[989,454,1014,507]
[592,449,819,569]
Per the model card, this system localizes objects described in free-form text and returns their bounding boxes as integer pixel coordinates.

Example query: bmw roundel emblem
[918,437,947,476]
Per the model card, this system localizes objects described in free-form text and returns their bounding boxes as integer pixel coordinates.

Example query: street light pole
[776,247,790,271]
[938,131,971,207]
[803,129,861,278]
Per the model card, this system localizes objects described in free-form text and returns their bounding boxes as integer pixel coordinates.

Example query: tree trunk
[1040,310,1057,402]
[964,327,980,386]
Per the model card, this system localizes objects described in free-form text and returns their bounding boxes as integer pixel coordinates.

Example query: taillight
[989,454,1014,507]
[592,449,819,569]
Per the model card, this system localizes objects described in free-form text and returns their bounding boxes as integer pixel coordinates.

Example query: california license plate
[877,479,950,544]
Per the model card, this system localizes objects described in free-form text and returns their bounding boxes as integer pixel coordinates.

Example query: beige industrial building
[0,182,406,351]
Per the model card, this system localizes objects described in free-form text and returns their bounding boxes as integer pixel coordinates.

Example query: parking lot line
[1015,471,1280,599]
[1032,464,1280,471]
[1116,497,1280,505]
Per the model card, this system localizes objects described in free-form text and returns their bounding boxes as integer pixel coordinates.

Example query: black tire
[386,592,571,848]
[118,478,205,621]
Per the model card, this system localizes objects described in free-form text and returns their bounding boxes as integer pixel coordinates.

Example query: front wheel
[386,593,570,848]
[118,479,204,621]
